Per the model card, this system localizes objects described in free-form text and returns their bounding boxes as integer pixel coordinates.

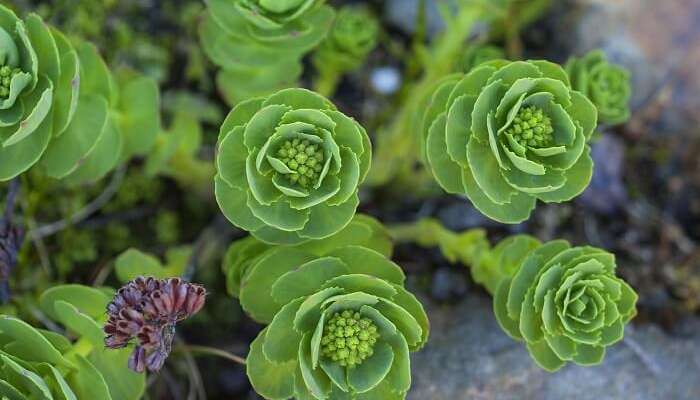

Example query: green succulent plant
[215,88,372,245]
[0,285,144,399]
[565,50,631,125]
[421,59,598,223]
[312,5,379,96]
[228,238,427,399]
[200,0,334,105]
[493,240,638,371]
[0,5,160,183]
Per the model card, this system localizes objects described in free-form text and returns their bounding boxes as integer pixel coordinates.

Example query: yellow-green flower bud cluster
[277,139,325,188]
[320,310,379,368]
[0,65,21,99]
[505,105,554,151]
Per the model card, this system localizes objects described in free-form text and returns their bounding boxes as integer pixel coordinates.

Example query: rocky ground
[408,291,700,400]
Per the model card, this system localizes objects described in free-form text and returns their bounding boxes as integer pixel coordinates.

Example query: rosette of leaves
[237,243,428,399]
[0,284,145,399]
[565,50,631,125]
[421,60,598,223]
[223,213,392,299]
[311,5,379,96]
[493,240,638,371]
[0,5,160,183]
[200,0,334,105]
[215,88,372,245]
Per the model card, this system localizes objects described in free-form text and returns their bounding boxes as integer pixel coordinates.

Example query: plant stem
[313,68,342,98]
[367,5,484,187]
[175,344,246,366]
[387,218,489,267]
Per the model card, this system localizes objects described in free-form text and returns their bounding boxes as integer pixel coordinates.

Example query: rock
[578,134,628,215]
[430,267,468,302]
[408,291,700,400]
[549,0,700,135]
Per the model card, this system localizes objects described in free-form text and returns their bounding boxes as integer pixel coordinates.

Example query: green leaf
[0,316,73,368]
[215,175,265,232]
[39,284,111,321]
[347,342,393,393]
[320,274,397,299]
[41,94,108,179]
[390,285,429,350]
[264,88,334,111]
[426,114,464,194]
[264,298,304,363]
[2,74,53,146]
[53,300,103,346]
[460,166,536,224]
[445,95,477,167]
[293,287,345,332]
[219,97,264,142]
[0,355,52,400]
[0,105,52,181]
[526,340,565,372]
[240,247,316,323]
[535,146,593,203]
[114,248,174,283]
[63,116,122,184]
[247,195,310,231]
[247,328,296,400]
[572,344,605,366]
[116,75,160,158]
[493,279,522,340]
[271,257,348,304]
[298,193,359,239]
[24,14,59,83]
[51,40,79,135]
[67,355,113,400]
[326,246,405,285]
[374,300,422,348]
[298,333,332,399]
[467,138,515,204]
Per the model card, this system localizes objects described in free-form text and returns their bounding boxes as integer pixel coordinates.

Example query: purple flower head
[104,277,207,373]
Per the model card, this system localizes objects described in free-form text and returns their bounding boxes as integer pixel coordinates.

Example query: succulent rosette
[565,50,631,125]
[215,88,372,245]
[421,60,599,223]
[236,243,428,399]
[493,240,638,371]
[312,6,379,73]
[0,5,159,183]
[200,0,334,105]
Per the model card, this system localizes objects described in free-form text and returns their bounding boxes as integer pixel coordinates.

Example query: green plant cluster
[201,0,334,105]
[223,214,427,400]
[215,88,371,245]
[492,240,638,371]
[312,5,379,96]
[0,5,160,183]
[0,285,144,399]
[566,50,631,125]
[421,59,598,223]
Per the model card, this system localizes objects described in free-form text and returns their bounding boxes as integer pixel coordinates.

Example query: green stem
[387,218,489,267]
[313,68,342,98]
[175,344,246,365]
[367,5,484,187]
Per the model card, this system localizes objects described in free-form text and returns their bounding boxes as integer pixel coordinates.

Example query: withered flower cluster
[104,277,206,373]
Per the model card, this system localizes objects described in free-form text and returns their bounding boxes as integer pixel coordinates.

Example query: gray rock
[552,0,700,134]
[408,291,700,400]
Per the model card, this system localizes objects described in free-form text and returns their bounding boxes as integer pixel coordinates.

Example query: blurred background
[2,0,699,399]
